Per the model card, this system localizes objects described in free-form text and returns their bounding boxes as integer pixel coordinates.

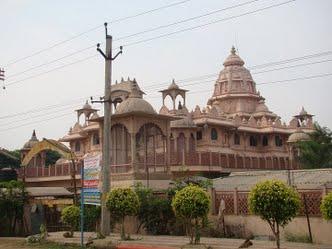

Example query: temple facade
[20,47,314,188]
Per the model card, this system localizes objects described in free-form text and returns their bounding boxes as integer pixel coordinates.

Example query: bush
[84,205,101,231]
[249,180,301,249]
[134,183,175,235]
[106,188,140,240]
[172,185,210,244]
[321,191,332,220]
[61,205,80,237]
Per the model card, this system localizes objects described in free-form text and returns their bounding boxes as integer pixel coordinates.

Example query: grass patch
[284,232,312,243]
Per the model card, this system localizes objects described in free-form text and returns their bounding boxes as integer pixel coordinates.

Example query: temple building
[20,47,315,188]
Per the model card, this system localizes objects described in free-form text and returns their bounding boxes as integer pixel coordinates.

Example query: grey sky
[0,0,331,150]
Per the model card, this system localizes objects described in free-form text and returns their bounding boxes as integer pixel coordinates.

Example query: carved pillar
[130,133,136,172]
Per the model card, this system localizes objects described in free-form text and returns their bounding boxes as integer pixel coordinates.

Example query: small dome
[82,100,92,110]
[168,79,179,90]
[256,100,269,112]
[287,129,311,143]
[115,98,156,115]
[299,107,308,116]
[223,46,245,67]
[23,130,39,149]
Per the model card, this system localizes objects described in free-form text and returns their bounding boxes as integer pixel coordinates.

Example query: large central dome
[208,47,262,115]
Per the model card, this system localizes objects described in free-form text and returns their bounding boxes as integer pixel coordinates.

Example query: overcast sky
[0,0,331,150]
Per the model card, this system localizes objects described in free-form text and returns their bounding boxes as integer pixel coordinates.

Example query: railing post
[234,187,239,215]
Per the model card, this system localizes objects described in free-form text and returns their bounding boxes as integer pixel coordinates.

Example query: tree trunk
[194,218,200,244]
[121,217,125,240]
[276,224,280,249]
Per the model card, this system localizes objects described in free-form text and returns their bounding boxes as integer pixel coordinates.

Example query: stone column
[130,133,136,173]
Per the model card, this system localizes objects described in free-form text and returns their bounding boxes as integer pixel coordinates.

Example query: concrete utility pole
[96,22,122,235]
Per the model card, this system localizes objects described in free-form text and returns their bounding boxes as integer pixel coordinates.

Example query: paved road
[46,232,332,249]
[0,238,28,249]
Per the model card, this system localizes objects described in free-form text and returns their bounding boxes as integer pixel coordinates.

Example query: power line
[4,0,192,67]
[5,54,98,87]
[5,0,262,80]
[142,56,332,91]
[2,54,331,121]
[4,0,295,87]
[0,112,73,132]
[122,0,296,48]
[1,71,331,130]
[0,95,100,120]
[114,0,262,41]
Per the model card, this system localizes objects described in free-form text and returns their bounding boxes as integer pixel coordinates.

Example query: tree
[61,205,80,237]
[134,183,174,235]
[249,180,301,249]
[106,188,140,240]
[45,150,61,166]
[297,123,332,168]
[0,180,27,236]
[320,192,332,220]
[171,185,210,244]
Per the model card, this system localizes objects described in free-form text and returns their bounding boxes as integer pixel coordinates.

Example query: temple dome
[115,81,156,115]
[82,101,92,110]
[287,129,311,143]
[23,130,39,149]
[223,46,245,67]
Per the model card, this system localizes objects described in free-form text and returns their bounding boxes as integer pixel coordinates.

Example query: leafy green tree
[45,150,61,166]
[0,180,27,236]
[297,123,332,168]
[134,183,174,235]
[172,185,210,244]
[320,192,332,220]
[249,180,301,249]
[84,205,101,231]
[61,205,80,237]
[106,188,140,240]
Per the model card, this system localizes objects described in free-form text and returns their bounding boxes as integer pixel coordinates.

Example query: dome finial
[231,46,236,55]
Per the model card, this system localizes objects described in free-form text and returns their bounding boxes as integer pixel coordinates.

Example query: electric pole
[96,22,122,236]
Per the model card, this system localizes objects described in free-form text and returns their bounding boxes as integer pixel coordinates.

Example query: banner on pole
[83,155,101,205]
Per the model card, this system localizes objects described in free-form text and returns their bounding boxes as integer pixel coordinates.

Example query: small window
[197,131,202,140]
[249,136,257,147]
[234,133,240,145]
[92,133,100,145]
[211,128,218,140]
[74,141,81,152]
[275,135,283,147]
[262,135,268,146]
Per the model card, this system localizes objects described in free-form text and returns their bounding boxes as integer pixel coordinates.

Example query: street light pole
[96,22,122,236]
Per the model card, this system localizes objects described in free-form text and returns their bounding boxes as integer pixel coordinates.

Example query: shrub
[321,191,332,220]
[172,185,210,244]
[249,180,301,249]
[61,205,80,237]
[84,205,101,231]
[106,188,140,240]
[134,183,175,235]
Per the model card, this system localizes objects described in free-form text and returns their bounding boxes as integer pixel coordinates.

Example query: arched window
[74,141,81,152]
[196,131,202,140]
[92,133,100,145]
[211,128,218,140]
[234,133,240,145]
[189,133,195,152]
[249,136,257,147]
[275,135,283,147]
[262,135,268,146]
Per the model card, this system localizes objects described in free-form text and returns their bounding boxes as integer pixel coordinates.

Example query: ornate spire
[231,45,236,55]
[31,129,38,141]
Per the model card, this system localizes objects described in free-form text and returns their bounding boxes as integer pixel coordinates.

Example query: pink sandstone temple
[21,47,314,188]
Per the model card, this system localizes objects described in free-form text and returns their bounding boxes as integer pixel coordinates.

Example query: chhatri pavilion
[21,47,314,188]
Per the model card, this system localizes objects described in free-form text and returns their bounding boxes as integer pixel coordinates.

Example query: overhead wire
[5,0,263,80]
[4,0,192,67]
[4,0,296,88]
